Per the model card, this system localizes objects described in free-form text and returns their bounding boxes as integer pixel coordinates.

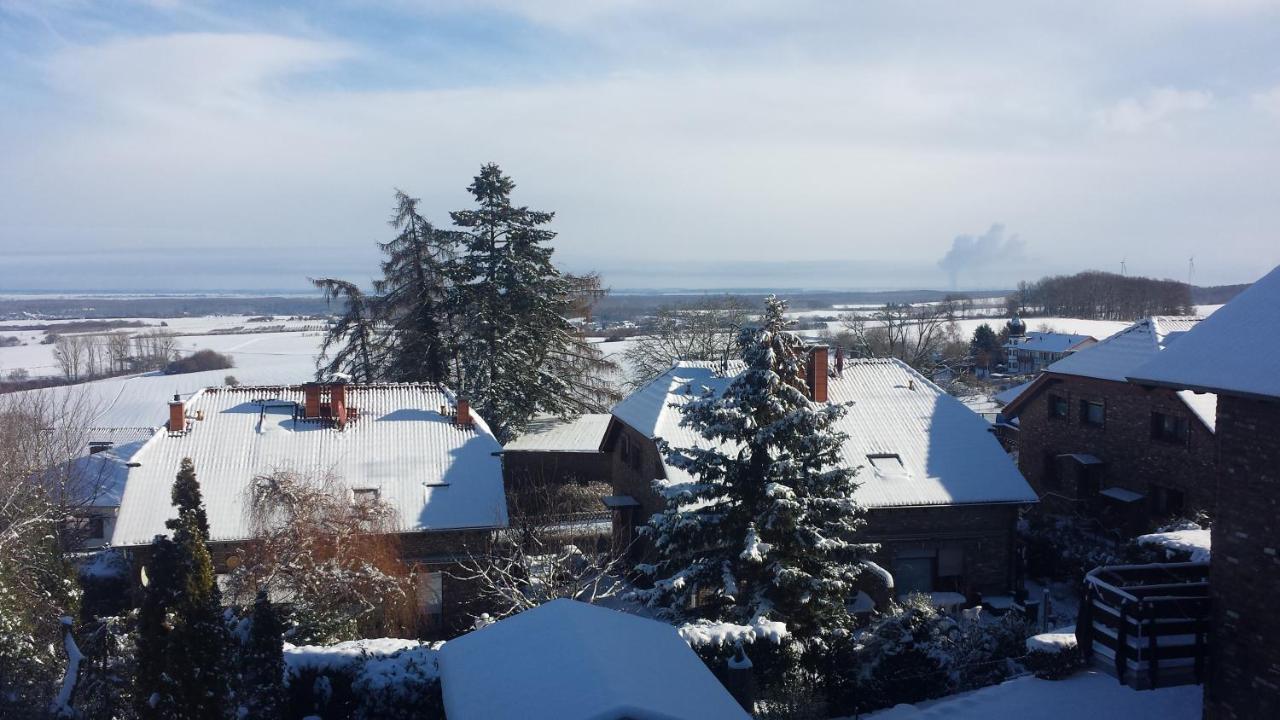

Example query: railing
[1077,562,1210,689]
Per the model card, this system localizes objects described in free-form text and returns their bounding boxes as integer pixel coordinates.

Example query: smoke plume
[938,223,1027,288]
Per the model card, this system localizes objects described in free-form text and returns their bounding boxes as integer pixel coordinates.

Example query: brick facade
[1012,373,1215,529]
[603,419,1023,595]
[1204,395,1280,720]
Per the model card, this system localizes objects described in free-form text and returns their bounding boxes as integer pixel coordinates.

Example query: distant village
[2,170,1276,720]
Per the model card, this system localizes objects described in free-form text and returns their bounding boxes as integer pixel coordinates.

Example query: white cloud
[1095,87,1212,134]
[1252,85,1280,119]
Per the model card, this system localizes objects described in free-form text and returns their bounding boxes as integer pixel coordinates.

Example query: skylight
[867,454,906,475]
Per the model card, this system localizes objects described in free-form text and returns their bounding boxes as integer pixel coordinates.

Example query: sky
[1,1,1279,292]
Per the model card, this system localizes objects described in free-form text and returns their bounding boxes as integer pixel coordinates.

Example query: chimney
[835,345,845,376]
[456,398,472,427]
[805,346,829,403]
[330,382,348,426]
[303,383,322,419]
[168,394,186,433]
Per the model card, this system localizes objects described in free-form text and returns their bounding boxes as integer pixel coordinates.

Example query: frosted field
[0,315,322,378]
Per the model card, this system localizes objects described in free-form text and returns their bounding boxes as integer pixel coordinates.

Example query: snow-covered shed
[437,599,750,720]
[1002,316,1219,524]
[110,383,507,547]
[605,356,1037,597]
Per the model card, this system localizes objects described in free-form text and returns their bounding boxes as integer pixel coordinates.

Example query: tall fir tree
[312,278,386,383]
[375,190,456,384]
[238,590,285,719]
[447,163,612,441]
[136,458,231,720]
[637,296,874,638]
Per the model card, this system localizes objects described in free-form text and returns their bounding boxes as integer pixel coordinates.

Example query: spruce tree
[448,163,612,441]
[637,296,873,638]
[136,458,230,720]
[312,278,386,383]
[238,590,285,719]
[375,190,456,384]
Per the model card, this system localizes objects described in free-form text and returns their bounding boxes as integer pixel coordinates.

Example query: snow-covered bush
[283,639,443,720]
[70,614,139,719]
[826,595,1030,715]
[1024,630,1083,680]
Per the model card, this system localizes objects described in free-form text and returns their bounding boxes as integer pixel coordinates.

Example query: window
[867,454,906,475]
[620,435,632,464]
[417,571,444,624]
[1048,394,1068,419]
[1151,412,1190,444]
[893,556,935,595]
[64,516,105,540]
[1079,399,1105,427]
[353,488,380,504]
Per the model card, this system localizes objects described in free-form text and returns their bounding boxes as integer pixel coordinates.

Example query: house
[107,381,509,635]
[437,599,750,720]
[602,351,1038,600]
[1128,265,1280,720]
[1001,317,1216,529]
[57,428,155,549]
[1003,331,1097,374]
[501,413,613,505]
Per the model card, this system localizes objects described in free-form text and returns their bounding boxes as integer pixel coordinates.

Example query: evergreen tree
[637,296,873,638]
[447,163,614,441]
[136,459,230,720]
[375,190,457,384]
[238,590,285,719]
[968,323,1002,372]
[313,278,385,383]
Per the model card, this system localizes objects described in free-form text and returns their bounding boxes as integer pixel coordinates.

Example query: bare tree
[226,468,418,643]
[837,301,962,372]
[53,335,86,381]
[454,482,629,622]
[106,333,132,374]
[623,295,751,388]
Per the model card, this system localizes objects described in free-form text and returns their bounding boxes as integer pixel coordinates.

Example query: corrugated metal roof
[610,358,1037,508]
[503,414,612,452]
[110,384,507,546]
[1131,264,1280,400]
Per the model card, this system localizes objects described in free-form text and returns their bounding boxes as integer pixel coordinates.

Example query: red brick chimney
[330,382,348,425]
[806,346,829,403]
[456,398,472,427]
[303,383,322,419]
[168,394,186,433]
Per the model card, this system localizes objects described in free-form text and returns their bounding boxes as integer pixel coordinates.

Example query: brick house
[1001,317,1216,531]
[107,382,509,637]
[602,352,1038,602]
[1128,265,1280,720]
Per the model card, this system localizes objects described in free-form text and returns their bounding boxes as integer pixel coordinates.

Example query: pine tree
[637,296,873,638]
[312,278,386,383]
[136,459,230,720]
[375,190,457,384]
[447,163,614,441]
[969,323,1002,372]
[238,590,285,719]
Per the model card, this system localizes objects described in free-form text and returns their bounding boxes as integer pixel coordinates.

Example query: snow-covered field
[0,315,322,378]
[865,671,1201,719]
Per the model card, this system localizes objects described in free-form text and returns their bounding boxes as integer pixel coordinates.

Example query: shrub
[164,349,234,374]
[1024,631,1083,680]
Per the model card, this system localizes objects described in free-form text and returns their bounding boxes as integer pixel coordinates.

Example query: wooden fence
[1076,561,1210,689]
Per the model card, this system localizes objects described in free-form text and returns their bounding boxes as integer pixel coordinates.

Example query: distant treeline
[0,296,330,321]
[1191,283,1251,305]
[1008,271,1192,321]
[592,288,1007,324]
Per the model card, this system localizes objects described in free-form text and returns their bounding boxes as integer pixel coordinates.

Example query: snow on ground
[1138,528,1211,563]
[864,671,1202,719]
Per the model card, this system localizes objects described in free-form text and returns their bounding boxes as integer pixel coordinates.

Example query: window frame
[1079,399,1105,427]
[1048,393,1069,420]
[1151,411,1190,445]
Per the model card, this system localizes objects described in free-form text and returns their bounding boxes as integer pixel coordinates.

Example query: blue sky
[2,1,1279,291]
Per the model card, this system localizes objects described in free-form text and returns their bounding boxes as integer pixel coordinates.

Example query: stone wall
[1204,395,1280,720]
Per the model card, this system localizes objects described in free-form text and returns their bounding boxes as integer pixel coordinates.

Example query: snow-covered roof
[1047,316,1202,383]
[502,413,612,453]
[1003,331,1095,354]
[437,599,749,720]
[993,380,1033,407]
[611,358,1037,508]
[110,384,507,546]
[1130,264,1280,400]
